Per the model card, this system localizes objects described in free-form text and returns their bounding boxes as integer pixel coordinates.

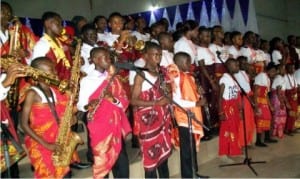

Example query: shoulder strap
[36,85,60,124]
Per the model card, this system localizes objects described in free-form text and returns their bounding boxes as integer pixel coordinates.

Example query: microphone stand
[216,52,266,176]
[1,123,25,176]
[135,67,209,179]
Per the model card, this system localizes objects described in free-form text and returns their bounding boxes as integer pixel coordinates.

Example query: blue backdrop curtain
[18,0,258,37]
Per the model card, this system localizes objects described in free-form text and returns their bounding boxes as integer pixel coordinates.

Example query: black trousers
[1,162,20,178]
[144,159,169,178]
[179,126,198,178]
[104,140,129,178]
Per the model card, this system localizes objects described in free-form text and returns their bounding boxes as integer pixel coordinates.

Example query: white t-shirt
[255,49,266,62]
[142,71,158,91]
[77,67,108,112]
[174,36,197,64]
[31,36,51,63]
[160,50,174,67]
[228,45,241,59]
[284,74,297,90]
[234,70,251,93]
[129,58,146,86]
[0,74,10,101]
[80,43,98,74]
[240,46,256,64]
[264,52,271,64]
[97,32,108,42]
[131,31,150,42]
[195,46,215,66]
[295,68,300,86]
[271,50,282,65]
[209,43,228,64]
[254,72,270,91]
[100,32,119,47]
[0,30,9,46]
[272,75,286,90]
[219,73,240,100]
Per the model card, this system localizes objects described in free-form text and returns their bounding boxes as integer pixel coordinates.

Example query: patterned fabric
[24,88,69,178]
[219,97,242,156]
[0,25,38,64]
[255,86,272,133]
[134,78,172,171]
[285,88,298,132]
[238,93,256,146]
[87,78,131,178]
[270,90,287,138]
[44,36,73,81]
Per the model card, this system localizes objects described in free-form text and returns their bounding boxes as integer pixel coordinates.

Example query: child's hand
[43,142,61,152]
[155,97,169,106]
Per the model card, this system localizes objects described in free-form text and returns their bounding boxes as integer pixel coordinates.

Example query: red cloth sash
[87,78,131,178]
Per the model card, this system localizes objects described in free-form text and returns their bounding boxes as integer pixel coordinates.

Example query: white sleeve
[129,70,137,86]
[174,40,186,54]
[195,47,205,65]
[254,73,266,86]
[77,78,90,112]
[0,74,10,101]
[272,51,282,65]
[31,39,50,63]
[172,77,196,108]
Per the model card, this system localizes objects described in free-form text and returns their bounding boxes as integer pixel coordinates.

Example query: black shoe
[196,173,210,178]
[255,142,268,147]
[265,138,278,143]
[70,162,91,169]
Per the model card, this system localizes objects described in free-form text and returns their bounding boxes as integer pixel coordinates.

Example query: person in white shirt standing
[209,25,228,79]
[195,27,218,139]
[174,20,199,72]
[270,37,286,65]
[80,24,99,75]
[270,65,288,138]
[228,31,243,59]
[131,16,150,42]
[93,15,107,43]
[284,63,298,135]
[158,32,174,67]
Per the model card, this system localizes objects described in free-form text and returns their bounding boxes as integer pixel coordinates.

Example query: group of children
[1,1,300,178]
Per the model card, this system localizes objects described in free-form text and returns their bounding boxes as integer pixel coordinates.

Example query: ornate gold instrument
[8,16,21,56]
[0,57,68,92]
[52,39,83,167]
[87,64,118,121]
[7,17,22,111]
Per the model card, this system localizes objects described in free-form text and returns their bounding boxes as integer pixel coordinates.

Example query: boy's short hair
[158,32,171,43]
[81,23,96,34]
[31,57,53,69]
[144,41,162,53]
[90,47,108,58]
[230,31,242,41]
[108,12,123,22]
[174,52,191,64]
[93,15,106,25]
[225,58,237,69]
[42,11,61,25]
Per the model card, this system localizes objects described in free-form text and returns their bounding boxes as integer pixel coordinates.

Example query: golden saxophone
[7,16,22,111]
[0,57,68,92]
[87,65,118,121]
[52,39,83,167]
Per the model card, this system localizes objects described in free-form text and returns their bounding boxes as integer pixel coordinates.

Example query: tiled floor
[15,130,300,178]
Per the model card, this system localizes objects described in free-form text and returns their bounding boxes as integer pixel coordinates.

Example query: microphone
[216,51,221,56]
[114,62,149,71]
